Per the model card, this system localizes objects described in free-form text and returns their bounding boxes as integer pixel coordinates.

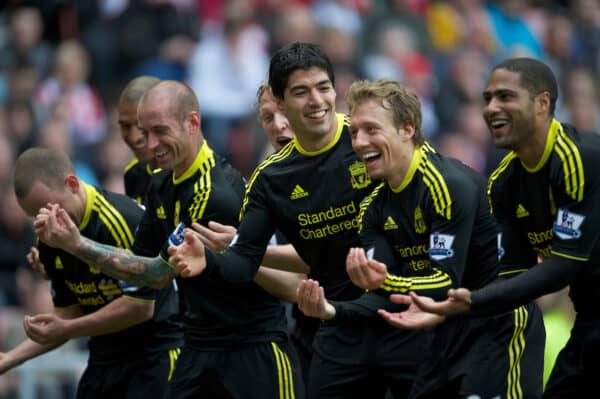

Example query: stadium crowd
[0,0,598,397]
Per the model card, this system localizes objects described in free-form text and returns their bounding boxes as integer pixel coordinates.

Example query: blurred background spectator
[1,0,596,396]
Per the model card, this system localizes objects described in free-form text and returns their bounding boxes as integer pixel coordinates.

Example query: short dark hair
[493,58,558,115]
[268,42,335,99]
[14,147,74,198]
[119,76,160,104]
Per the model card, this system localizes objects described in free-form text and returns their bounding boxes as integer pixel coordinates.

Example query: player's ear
[64,174,80,193]
[401,124,415,142]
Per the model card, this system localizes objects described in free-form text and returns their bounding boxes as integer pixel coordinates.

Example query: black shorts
[309,318,425,399]
[411,301,545,399]
[166,340,304,399]
[77,348,180,399]
[543,318,600,398]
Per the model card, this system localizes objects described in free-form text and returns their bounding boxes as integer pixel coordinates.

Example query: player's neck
[517,119,551,169]
[295,117,338,153]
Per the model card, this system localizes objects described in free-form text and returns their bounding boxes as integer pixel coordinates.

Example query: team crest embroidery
[349,161,371,189]
[414,207,426,234]
[429,232,455,260]
[553,208,584,240]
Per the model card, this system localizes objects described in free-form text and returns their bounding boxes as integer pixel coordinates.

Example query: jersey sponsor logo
[98,279,121,299]
[298,201,357,226]
[54,256,64,270]
[156,205,167,219]
[497,233,505,260]
[298,201,359,239]
[527,229,553,245]
[394,243,428,257]
[78,295,106,306]
[349,160,371,189]
[383,216,398,230]
[553,208,584,240]
[65,280,98,294]
[414,206,426,234]
[516,203,529,218]
[429,232,455,260]
[290,184,309,200]
[168,222,186,246]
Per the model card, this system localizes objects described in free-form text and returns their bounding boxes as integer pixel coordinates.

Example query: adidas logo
[384,216,398,230]
[290,185,309,200]
[156,206,167,219]
[516,204,529,218]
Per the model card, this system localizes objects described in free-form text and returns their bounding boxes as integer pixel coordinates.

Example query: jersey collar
[521,118,560,173]
[293,113,345,156]
[390,145,422,193]
[173,140,214,185]
[79,182,96,231]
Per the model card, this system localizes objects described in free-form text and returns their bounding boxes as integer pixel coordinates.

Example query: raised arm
[35,204,176,288]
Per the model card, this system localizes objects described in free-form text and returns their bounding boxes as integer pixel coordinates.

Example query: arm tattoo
[74,236,177,288]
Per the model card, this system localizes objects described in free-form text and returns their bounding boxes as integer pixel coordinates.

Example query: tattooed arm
[35,204,177,288]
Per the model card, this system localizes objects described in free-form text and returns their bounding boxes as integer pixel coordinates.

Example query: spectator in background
[0,5,53,103]
[558,66,600,134]
[36,106,99,187]
[187,1,270,161]
[4,97,38,154]
[34,40,106,163]
[434,47,489,132]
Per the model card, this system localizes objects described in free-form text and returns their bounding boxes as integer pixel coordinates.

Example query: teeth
[362,152,379,160]
[490,119,507,128]
[307,110,326,119]
[155,150,167,157]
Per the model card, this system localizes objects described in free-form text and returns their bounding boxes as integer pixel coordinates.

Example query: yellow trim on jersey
[124,157,140,173]
[498,269,528,277]
[421,141,437,153]
[189,169,212,221]
[357,182,385,234]
[80,182,96,230]
[173,140,215,185]
[240,138,296,220]
[522,119,558,173]
[551,250,588,262]
[380,268,453,293]
[506,306,528,399]
[271,342,295,399]
[168,348,181,381]
[487,152,518,213]
[121,295,155,303]
[418,149,452,220]
[293,113,346,156]
[554,121,584,202]
[94,192,135,249]
[390,146,422,193]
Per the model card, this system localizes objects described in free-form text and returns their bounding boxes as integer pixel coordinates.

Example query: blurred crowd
[0,0,597,397]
